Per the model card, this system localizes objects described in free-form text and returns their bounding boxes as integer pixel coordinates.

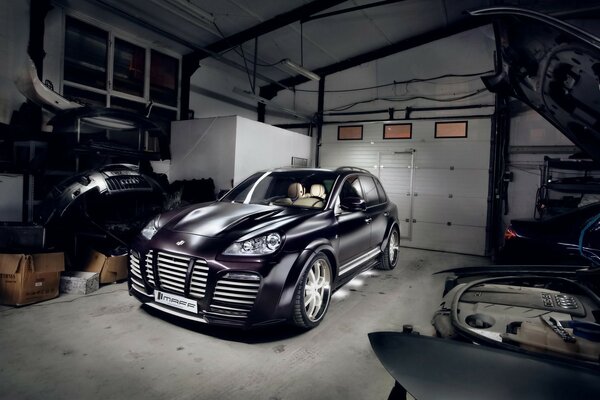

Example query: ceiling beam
[190,0,350,62]
[260,16,491,98]
[301,0,407,23]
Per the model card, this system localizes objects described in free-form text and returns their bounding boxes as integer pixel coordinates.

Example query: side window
[374,178,388,203]
[358,176,379,207]
[340,176,364,201]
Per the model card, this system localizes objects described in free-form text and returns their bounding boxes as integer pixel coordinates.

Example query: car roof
[266,166,376,178]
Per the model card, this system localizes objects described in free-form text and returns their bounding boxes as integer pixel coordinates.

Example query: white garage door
[320,119,491,256]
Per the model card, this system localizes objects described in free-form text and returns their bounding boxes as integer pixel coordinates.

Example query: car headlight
[141,216,161,240]
[223,232,282,256]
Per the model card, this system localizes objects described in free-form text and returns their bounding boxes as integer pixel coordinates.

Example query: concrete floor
[0,248,488,400]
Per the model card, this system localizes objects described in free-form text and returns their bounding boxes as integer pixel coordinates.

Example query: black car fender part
[369,332,600,400]
[277,245,336,314]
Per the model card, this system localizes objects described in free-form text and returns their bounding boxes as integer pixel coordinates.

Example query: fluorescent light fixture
[164,0,215,24]
[233,87,312,121]
[280,59,320,81]
[148,0,218,36]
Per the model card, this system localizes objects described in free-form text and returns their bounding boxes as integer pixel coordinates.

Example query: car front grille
[209,277,261,319]
[156,251,190,294]
[130,249,260,320]
[145,250,155,286]
[129,252,144,290]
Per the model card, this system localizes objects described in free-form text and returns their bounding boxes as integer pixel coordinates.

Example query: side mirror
[340,196,366,212]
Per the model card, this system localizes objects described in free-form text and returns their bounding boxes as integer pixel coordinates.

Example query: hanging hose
[578,213,600,265]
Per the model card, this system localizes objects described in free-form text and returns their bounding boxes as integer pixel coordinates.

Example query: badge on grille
[176,240,185,246]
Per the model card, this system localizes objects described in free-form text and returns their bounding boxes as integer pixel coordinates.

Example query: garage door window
[435,121,468,138]
[383,123,412,139]
[338,126,363,140]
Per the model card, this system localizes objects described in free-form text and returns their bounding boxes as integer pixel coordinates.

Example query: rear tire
[292,252,332,329]
[377,227,399,270]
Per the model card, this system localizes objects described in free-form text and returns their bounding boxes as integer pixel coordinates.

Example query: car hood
[472,7,600,161]
[162,202,315,238]
[369,332,600,400]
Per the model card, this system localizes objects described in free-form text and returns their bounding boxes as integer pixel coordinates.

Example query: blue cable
[578,213,600,261]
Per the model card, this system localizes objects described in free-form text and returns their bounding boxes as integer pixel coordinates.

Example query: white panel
[414,169,489,198]
[169,117,236,192]
[407,223,487,256]
[413,195,486,227]
[233,116,312,185]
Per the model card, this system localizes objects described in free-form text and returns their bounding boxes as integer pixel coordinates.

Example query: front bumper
[128,238,304,328]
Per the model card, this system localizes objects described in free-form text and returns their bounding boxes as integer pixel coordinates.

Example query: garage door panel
[406,223,486,256]
[414,142,491,169]
[414,169,488,198]
[412,195,487,227]
[379,168,411,194]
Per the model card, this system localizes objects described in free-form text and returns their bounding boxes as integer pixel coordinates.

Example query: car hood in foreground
[369,332,600,400]
[161,202,316,238]
[472,7,600,161]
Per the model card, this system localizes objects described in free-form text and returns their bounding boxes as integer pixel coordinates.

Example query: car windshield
[220,170,338,209]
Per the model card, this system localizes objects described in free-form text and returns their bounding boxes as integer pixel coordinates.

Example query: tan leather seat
[292,183,326,208]
[309,184,326,199]
[287,182,305,200]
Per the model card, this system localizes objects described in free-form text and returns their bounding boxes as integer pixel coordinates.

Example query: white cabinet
[169,116,313,193]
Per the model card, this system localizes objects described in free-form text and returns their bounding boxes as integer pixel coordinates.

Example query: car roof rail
[335,166,372,174]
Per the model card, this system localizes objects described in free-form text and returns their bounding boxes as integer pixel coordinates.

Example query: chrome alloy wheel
[304,258,332,322]
[389,230,399,266]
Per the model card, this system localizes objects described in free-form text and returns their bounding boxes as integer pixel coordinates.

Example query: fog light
[223,272,261,281]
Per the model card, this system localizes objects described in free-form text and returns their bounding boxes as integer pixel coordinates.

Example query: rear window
[359,176,380,207]
[374,178,387,203]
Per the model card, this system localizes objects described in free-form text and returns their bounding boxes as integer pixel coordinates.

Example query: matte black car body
[501,202,600,264]
[128,168,399,328]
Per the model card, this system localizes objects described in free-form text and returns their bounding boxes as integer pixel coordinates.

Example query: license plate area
[154,290,198,314]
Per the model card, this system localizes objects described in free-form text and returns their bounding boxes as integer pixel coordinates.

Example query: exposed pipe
[316,78,326,167]
[324,104,495,116]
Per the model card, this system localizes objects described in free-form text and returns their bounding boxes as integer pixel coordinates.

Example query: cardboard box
[60,271,99,295]
[0,252,65,306]
[82,250,128,284]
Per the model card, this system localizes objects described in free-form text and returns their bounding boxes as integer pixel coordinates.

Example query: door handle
[384,212,389,217]
[365,217,373,224]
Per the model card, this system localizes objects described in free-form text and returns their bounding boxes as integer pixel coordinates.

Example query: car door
[359,175,389,248]
[335,176,372,268]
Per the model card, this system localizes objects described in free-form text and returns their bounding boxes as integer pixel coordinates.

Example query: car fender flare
[380,220,400,252]
[275,240,337,316]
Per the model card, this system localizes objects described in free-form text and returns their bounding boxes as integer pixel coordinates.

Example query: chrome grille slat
[145,251,155,286]
[214,291,256,299]
[217,280,260,288]
[213,296,255,305]
[144,250,208,299]
[210,276,261,318]
[211,304,249,312]
[156,267,187,279]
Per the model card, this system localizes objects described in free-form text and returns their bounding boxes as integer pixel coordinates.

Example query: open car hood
[472,7,600,161]
[369,332,600,400]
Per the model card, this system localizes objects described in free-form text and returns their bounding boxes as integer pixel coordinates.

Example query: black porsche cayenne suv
[128,167,399,329]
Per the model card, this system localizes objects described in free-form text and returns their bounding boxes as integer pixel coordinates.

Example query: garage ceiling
[54,0,599,100]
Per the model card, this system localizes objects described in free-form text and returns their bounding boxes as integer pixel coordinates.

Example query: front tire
[377,227,399,270]
[292,253,332,329]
